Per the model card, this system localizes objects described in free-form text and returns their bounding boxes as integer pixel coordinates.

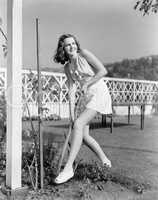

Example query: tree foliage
[134,0,158,15]
[105,55,158,81]
[0,17,7,57]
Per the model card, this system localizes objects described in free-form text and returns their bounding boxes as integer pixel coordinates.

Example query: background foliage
[134,0,158,15]
[105,55,158,81]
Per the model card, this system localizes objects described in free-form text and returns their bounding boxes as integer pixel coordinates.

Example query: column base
[1,186,28,199]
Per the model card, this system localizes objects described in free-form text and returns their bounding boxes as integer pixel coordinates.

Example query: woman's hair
[53,34,81,65]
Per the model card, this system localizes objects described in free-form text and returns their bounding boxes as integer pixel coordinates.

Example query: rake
[57,91,83,173]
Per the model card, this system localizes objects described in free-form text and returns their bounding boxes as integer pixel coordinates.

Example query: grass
[1,115,158,199]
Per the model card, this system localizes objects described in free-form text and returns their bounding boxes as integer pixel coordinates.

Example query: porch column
[6,0,22,189]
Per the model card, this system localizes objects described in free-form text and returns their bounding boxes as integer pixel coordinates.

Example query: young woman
[53,34,112,184]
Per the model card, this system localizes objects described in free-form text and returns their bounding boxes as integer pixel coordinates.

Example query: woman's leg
[64,108,97,170]
[83,125,111,166]
[55,108,97,183]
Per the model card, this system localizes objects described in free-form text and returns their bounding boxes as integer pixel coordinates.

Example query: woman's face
[63,37,78,57]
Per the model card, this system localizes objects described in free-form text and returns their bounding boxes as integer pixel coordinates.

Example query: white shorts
[86,78,112,114]
[76,78,112,116]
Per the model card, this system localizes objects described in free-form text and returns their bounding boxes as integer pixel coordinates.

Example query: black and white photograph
[0,0,158,199]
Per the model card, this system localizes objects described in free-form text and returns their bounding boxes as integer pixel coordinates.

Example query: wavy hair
[53,34,81,65]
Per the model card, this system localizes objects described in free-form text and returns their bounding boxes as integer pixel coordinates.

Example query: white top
[68,52,112,115]
[69,53,95,84]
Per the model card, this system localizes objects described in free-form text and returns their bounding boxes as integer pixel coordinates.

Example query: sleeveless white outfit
[69,53,112,115]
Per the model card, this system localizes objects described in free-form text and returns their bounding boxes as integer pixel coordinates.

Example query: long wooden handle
[57,92,83,173]
[57,122,73,173]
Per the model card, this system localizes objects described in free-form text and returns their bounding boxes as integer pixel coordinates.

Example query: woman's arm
[81,49,107,91]
[64,64,76,122]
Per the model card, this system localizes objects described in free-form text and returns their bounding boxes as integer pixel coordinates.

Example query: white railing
[0,68,158,117]
[104,77,158,105]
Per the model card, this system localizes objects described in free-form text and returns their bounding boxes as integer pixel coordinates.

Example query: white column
[6,0,22,189]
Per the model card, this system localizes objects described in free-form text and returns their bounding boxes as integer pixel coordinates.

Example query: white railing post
[6,0,22,190]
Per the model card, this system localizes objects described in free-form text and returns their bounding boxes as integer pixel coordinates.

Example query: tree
[134,0,158,15]
[0,17,7,57]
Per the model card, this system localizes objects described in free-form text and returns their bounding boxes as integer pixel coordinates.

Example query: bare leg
[83,125,111,165]
[64,108,97,170]
[54,108,97,184]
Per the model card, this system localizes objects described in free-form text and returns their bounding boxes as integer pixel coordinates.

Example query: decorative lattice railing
[0,68,158,117]
[104,77,158,106]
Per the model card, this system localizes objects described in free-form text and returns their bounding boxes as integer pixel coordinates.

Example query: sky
[0,0,158,70]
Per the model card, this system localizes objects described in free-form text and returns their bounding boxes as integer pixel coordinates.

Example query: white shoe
[103,159,112,168]
[54,168,74,184]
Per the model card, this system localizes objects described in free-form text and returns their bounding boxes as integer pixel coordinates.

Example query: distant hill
[104,55,158,81]
[23,55,158,81]
[42,55,158,81]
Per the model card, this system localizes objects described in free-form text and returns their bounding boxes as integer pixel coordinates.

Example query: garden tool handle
[57,121,73,173]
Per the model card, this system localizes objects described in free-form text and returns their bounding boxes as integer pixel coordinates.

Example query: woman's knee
[74,118,85,130]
